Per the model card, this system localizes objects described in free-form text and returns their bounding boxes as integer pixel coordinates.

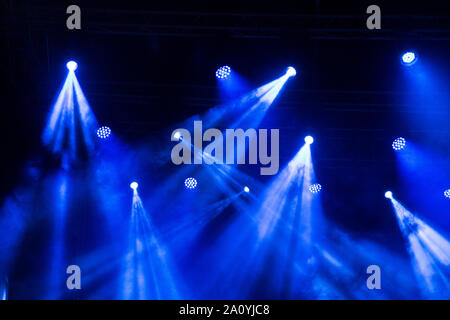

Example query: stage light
[286,66,296,77]
[244,186,250,193]
[385,191,393,199]
[66,61,78,71]
[401,51,417,66]
[184,177,197,190]
[130,182,138,190]
[304,136,314,145]
[392,137,406,151]
[309,183,322,194]
[216,66,231,80]
[97,126,111,139]
[444,189,450,199]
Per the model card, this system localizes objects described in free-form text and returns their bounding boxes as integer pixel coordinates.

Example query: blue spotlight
[216,66,231,80]
[244,186,250,193]
[304,135,314,145]
[392,137,406,151]
[309,183,322,194]
[444,189,450,199]
[66,61,78,72]
[286,66,296,77]
[184,177,197,190]
[385,191,393,199]
[401,51,418,66]
[97,126,111,139]
[130,182,138,190]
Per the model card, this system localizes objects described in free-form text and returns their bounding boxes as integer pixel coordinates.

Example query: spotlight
[385,191,393,199]
[97,126,111,139]
[66,61,78,72]
[286,66,297,77]
[216,66,231,80]
[244,186,250,193]
[184,177,197,190]
[304,136,314,145]
[392,137,406,151]
[309,183,322,194]
[401,51,418,66]
[130,182,138,190]
[444,189,450,199]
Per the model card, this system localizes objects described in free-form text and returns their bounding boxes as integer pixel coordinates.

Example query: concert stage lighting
[304,136,314,145]
[66,61,78,71]
[216,66,231,79]
[444,189,450,199]
[130,182,138,190]
[244,186,250,193]
[309,183,322,194]
[286,66,296,77]
[97,126,111,139]
[385,191,393,199]
[392,137,406,151]
[401,51,417,66]
[184,177,197,190]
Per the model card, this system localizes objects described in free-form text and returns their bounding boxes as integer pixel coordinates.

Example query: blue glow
[286,66,296,77]
[309,183,322,194]
[385,191,393,199]
[184,177,197,190]
[305,135,314,145]
[66,61,78,71]
[444,189,450,199]
[130,182,138,190]
[97,126,111,139]
[401,51,417,66]
[244,186,250,193]
[392,137,406,151]
[216,66,231,79]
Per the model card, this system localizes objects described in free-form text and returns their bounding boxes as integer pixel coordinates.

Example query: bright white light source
[401,52,418,66]
[392,137,406,151]
[385,191,393,199]
[305,136,314,145]
[66,61,78,71]
[286,66,296,77]
[244,186,250,193]
[130,182,138,190]
[173,131,181,140]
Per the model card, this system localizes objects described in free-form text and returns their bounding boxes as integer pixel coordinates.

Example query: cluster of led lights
[215,66,231,80]
[309,183,322,194]
[184,177,198,190]
[97,126,111,139]
[392,137,406,151]
[444,189,450,199]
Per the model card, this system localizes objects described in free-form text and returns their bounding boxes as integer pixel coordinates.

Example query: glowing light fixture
[97,126,111,139]
[286,66,296,77]
[184,177,198,190]
[309,183,322,194]
[66,61,78,71]
[385,191,393,199]
[216,66,231,80]
[130,182,138,190]
[244,186,250,193]
[401,51,418,66]
[444,189,450,199]
[392,137,406,151]
[305,135,314,145]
